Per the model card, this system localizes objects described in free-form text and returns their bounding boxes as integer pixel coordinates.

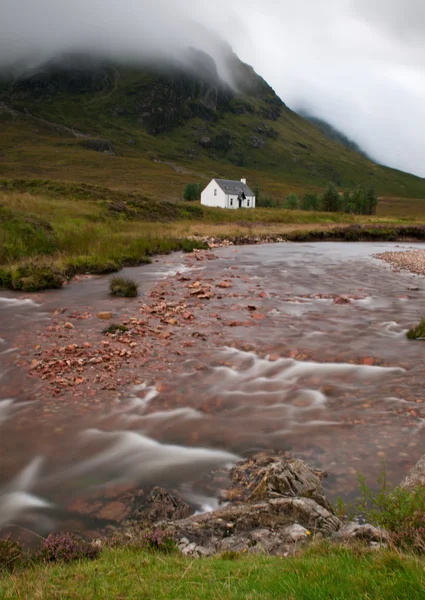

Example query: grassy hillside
[1,51,425,200]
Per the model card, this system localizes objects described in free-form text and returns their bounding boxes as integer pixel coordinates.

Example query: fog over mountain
[1,0,425,177]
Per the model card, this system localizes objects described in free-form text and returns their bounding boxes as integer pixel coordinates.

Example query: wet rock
[399,454,425,491]
[97,312,113,320]
[164,493,340,549]
[228,454,331,510]
[127,487,193,526]
[332,522,390,544]
[154,455,342,557]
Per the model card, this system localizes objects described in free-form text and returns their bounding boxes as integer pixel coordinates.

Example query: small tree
[284,193,299,210]
[183,183,203,201]
[364,186,379,215]
[300,193,320,211]
[352,185,366,214]
[253,185,261,203]
[341,190,351,213]
[321,183,340,212]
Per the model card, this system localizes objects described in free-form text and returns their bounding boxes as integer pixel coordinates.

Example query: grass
[1,181,425,291]
[109,275,139,297]
[1,544,425,599]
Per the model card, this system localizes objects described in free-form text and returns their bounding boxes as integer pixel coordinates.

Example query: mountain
[1,49,425,200]
[298,112,369,159]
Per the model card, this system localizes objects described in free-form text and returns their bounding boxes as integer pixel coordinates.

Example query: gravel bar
[375,249,425,276]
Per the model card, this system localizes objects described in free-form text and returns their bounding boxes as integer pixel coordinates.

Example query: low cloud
[1,0,424,176]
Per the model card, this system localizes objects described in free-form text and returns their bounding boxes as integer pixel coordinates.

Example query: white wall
[200,179,226,208]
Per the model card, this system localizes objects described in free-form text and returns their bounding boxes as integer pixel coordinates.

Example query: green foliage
[364,186,379,215]
[0,534,23,571]
[183,183,203,201]
[284,193,299,210]
[406,319,425,340]
[339,471,425,552]
[0,259,64,291]
[321,182,341,212]
[103,324,129,334]
[300,193,320,211]
[257,196,279,208]
[109,275,139,297]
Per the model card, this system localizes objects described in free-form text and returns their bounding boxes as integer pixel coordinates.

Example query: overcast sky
[2,0,425,177]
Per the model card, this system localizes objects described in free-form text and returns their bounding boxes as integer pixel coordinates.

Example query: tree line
[258,183,379,215]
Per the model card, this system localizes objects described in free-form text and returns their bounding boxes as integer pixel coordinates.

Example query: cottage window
[247,200,250,207]
[214,189,217,196]
[230,199,233,206]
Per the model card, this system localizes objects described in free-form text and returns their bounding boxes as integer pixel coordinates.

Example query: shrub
[406,319,425,340]
[142,529,176,553]
[183,183,204,201]
[300,193,320,211]
[257,196,279,208]
[284,193,299,210]
[339,472,425,552]
[0,534,23,571]
[109,275,139,297]
[321,183,341,212]
[35,533,100,564]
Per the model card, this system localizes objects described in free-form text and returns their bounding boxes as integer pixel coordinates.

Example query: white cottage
[201,178,256,209]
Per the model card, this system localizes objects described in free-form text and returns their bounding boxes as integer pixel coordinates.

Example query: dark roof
[215,179,255,196]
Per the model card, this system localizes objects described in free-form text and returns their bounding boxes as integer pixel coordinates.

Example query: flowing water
[1,242,425,530]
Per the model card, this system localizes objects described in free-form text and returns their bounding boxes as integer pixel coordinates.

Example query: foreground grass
[1,545,425,599]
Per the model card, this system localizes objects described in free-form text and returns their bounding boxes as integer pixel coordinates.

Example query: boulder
[127,487,193,526]
[399,455,425,491]
[162,492,340,557]
[332,522,390,544]
[228,454,331,510]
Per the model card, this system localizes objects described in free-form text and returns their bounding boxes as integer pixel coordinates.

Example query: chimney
[241,178,247,185]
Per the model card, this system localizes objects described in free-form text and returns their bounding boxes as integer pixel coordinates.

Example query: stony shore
[375,248,425,277]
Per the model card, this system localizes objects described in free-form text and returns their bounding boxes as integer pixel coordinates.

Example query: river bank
[375,248,425,276]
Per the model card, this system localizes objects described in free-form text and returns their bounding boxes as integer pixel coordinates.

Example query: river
[1,242,425,531]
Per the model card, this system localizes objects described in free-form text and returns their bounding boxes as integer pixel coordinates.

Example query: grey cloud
[1,0,424,177]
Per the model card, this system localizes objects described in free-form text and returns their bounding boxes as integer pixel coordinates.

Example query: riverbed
[1,242,425,530]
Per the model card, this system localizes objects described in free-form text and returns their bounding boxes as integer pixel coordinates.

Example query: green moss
[407,320,425,340]
[102,324,129,334]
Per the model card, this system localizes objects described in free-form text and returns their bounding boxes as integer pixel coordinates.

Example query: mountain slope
[298,112,369,158]
[1,50,425,200]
